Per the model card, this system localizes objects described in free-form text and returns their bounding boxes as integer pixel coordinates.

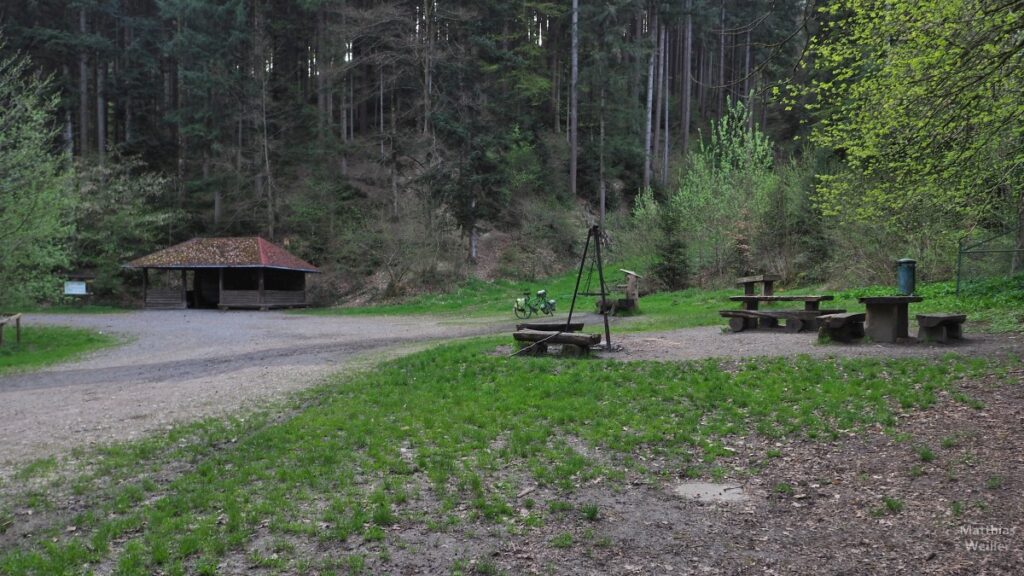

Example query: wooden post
[258,268,266,310]
[142,268,148,307]
[180,269,187,308]
[218,268,224,309]
[15,314,21,344]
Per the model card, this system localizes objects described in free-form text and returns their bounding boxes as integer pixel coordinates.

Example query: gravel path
[604,326,1024,363]
[3,311,1020,477]
[0,311,503,475]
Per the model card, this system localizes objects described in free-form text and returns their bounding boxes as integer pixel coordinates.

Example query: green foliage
[809,0,1024,242]
[0,47,75,307]
[651,195,690,290]
[669,98,775,278]
[71,156,183,301]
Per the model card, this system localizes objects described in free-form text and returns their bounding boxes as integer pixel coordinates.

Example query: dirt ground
[334,369,1024,576]
[2,312,1023,573]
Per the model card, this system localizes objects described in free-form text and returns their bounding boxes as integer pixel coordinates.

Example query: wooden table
[858,296,924,343]
[729,295,833,311]
[723,295,837,332]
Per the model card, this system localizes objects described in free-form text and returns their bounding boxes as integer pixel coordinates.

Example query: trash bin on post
[897,258,916,295]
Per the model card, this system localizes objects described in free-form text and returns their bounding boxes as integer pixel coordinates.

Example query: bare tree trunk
[653,25,664,176]
[642,10,658,190]
[552,31,560,133]
[569,0,579,198]
[423,0,432,135]
[96,59,106,163]
[682,0,692,156]
[599,87,606,228]
[1013,190,1024,274]
[661,24,670,186]
[79,8,89,156]
[316,7,327,135]
[718,0,726,118]
[744,29,753,130]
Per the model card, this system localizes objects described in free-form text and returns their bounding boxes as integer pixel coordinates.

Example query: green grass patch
[0,340,993,573]
[0,326,119,374]
[12,304,129,315]
[297,269,1024,334]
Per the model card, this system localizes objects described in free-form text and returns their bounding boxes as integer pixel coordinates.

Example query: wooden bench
[817,313,866,343]
[516,321,584,332]
[0,313,22,347]
[737,274,781,296]
[513,329,601,357]
[917,313,966,343]
[721,308,845,333]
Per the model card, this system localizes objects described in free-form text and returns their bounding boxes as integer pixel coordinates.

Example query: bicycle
[513,289,556,319]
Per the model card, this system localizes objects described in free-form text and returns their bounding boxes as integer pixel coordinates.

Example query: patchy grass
[299,270,1024,334]
[0,338,996,575]
[13,304,129,315]
[0,326,119,375]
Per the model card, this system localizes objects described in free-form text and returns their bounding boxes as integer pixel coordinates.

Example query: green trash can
[897,258,916,295]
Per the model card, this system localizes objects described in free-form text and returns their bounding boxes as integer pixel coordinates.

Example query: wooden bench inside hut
[126,237,319,310]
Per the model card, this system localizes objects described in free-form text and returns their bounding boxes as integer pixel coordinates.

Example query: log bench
[0,313,22,347]
[916,313,966,343]
[817,313,866,343]
[720,308,845,333]
[516,321,584,332]
[513,329,601,357]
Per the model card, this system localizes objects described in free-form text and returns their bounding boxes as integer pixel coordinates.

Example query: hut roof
[127,237,319,273]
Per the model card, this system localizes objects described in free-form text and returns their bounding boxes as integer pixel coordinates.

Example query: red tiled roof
[126,237,319,272]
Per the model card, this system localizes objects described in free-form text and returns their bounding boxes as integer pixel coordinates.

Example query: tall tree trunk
[599,87,606,228]
[653,25,664,175]
[316,7,327,135]
[552,30,560,133]
[661,24,670,186]
[96,59,106,163]
[569,0,579,198]
[682,0,692,156]
[78,8,89,156]
[423,0,432,135]
[744,29,753,130]
[642,10,658,190]
[718,0,726,118]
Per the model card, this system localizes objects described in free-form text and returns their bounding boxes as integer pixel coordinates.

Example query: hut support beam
[142,268,148,305]
[258,268,266,311]
[218,268,224,310]
[180,270,187,308]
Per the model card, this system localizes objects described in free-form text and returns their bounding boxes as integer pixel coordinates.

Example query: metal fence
[956,224,1024,295]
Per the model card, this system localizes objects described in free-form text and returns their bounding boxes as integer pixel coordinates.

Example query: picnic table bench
[721,308,845,333]
[0,313,22,347]
[729,295,834,311]
[513,328,601,357]
[917,313,966,343]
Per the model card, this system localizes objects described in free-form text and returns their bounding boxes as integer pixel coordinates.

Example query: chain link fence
[956,224,1024,295]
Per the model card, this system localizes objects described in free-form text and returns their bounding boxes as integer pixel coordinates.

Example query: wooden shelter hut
[126,237,319,310]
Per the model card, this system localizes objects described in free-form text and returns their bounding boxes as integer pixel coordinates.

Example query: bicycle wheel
[514,304,529,319]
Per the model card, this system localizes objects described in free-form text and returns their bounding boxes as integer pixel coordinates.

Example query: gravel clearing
[3,311,1021,478]
[0,311,501,475]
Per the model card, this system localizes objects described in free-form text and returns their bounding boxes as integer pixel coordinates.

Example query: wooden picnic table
[858,296,924,343]
[729,295,834,311]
